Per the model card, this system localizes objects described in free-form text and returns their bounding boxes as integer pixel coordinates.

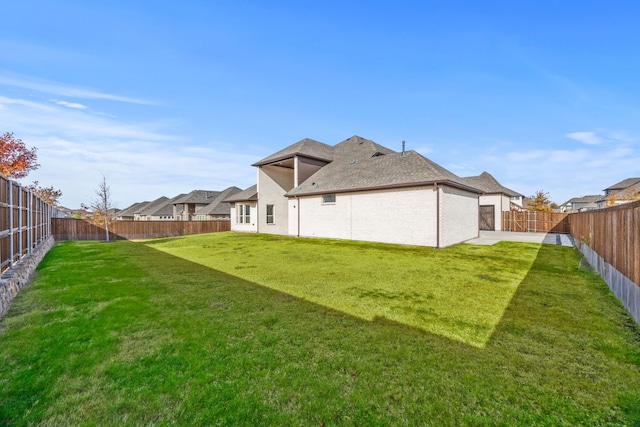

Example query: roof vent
[349,160,356,165]
[372,152,385,157]
[401,140,406,157]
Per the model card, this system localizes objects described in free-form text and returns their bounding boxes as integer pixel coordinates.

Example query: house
[559,195,600,213]
[193,186,242,220]
[115,201,151,221]
[172,190,220,221]
[597,177,640,209]
[227,136,484,248]
[135,194,188,220]
[173,187,242,221]
[463,171,523,231]
[134,196,169,221]
[224,185,258,232]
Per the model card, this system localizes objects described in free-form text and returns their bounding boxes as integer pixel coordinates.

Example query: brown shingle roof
[253,138,334,166]
[286,136,482,196]
[604,177,640,191]
[172,190,220,204]
[463,171,522,197]
[223,185,258,202]
[196,186,243,215]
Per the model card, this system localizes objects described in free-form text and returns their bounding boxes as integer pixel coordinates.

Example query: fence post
[27,189,32,255]
[8,180,13,268]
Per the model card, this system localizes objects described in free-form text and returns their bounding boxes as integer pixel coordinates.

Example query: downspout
[435,183,440,248]
[297,196,300,237]
[477,194,481,238]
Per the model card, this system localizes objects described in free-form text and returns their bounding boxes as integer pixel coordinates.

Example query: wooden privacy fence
[0,177,56,275]
[502,211,570,234]
[52,219,231,241]
[570,201,640,288]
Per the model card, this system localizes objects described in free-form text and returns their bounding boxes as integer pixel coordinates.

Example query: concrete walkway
[465,230,575,246]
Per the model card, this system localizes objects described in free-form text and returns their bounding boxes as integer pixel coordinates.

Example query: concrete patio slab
[465,231,574,247]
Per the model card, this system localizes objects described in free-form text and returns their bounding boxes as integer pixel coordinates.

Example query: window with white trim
[266,204,275,224]
[322,194,336,204]
[236,204,251,223]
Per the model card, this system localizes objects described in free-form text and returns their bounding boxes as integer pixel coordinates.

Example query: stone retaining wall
[577,241,640,326]
[0,236,55,319]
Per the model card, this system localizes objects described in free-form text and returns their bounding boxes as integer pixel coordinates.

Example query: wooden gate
[501,211,570,233]
[479,205,495,231]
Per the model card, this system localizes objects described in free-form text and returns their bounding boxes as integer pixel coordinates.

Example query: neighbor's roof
[172,190,221,204]
[604,177,640,191]
[252,138,334,166]
[223,184,258,202]
[137,196,169,216]
[561,195,601,206]
[463,171,522,197]
[196,186,243,215]
[285,135,482,196]
[149,193,186,216]
[117,201,151,218]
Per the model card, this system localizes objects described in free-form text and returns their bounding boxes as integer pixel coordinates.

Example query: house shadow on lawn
[131,236,590,349]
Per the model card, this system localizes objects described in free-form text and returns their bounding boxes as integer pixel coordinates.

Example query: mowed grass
[149,233,537,348]
[0,233,637,426]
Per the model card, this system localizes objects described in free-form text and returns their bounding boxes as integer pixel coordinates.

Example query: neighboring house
[141,194,186,220]
[115,201,151,221]
[172,190,220,221]
[224,185,258,232]
[463,171,523,231]
[597,178,640,209]
[172,187,242,221]
[134,196,170,221]
[227,135,484,248]
[193,186,242,220]
[559,195,600,213]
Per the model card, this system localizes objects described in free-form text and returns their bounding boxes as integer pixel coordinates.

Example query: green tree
[527,190,553,212]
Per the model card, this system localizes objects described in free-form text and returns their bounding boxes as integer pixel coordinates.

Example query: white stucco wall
[478,193,509,231]
[438,186,480,247]
[293,186,440,246]
[257,167,293,235]
[229,201,257,233]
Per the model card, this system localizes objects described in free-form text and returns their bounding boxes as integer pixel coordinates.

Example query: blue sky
[1,1,639,208]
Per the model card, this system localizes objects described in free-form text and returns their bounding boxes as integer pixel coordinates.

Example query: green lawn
[1,232,639,425]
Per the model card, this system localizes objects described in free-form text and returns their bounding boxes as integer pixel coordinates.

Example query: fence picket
[52,219,231,241]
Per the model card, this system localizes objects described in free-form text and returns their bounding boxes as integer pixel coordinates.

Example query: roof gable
[196,186,243,214]
[605,177,640,191]
[223,184,258,202]
[463,171,522,197]
[137,196,170,216]
[172,190,221,204]
[253,138,334,166]
[117,201,151,217]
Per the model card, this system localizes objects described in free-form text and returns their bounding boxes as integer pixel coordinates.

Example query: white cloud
[53,100,88,110]
[0,73,155,105]
[0,95,257,209]
[474,130,640,204]
[565,131,602,145]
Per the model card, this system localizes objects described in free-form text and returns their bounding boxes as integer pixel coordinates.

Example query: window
[322,194,336,204]
[236,204,251,223]
[266,204,275,224]
[236,204,243,223]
